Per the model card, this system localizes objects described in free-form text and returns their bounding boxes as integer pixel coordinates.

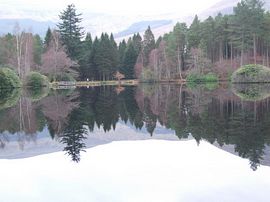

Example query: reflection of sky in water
[0,140,270,202]
[0,122,178,159]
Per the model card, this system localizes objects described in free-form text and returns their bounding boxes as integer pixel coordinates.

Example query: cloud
[1,0,221,16]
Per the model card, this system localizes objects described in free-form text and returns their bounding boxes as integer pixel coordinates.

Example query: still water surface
[0,83,270,201]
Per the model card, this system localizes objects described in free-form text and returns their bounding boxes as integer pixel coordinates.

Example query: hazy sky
[2,0,222,16]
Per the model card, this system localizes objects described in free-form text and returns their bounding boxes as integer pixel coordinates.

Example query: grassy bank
[186,72,219,83]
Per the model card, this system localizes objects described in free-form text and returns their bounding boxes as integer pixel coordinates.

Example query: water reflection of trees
[53,86,146,162]
[0,84,270,167]
[138,84,270,170]
[0,88,79,151]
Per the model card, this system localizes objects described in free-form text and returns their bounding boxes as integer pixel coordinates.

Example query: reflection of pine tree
[117,94,129,123]
[48,123,56,139]
[95,86,118,132]
[143,98,157,136]
[60,107,87,162]
[134,111,144,129]
[78,88,98,132]
[118,87,143,128]
[249,149,264,171]
[167,98,189,139]
[227,110,265,171]
[164,89,269,170]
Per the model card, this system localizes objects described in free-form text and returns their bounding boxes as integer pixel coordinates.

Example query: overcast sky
[2,0,222,16]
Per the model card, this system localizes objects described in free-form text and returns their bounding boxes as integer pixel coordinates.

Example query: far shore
[50,79,270,88]
[51,79,189,88]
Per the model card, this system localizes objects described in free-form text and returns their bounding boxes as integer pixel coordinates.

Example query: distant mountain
[200,0,238,17]
[141,0,270,40]
[114,20,172,38]
[200,0,270,18]
[0,18,55,37]
[1,0,270,39]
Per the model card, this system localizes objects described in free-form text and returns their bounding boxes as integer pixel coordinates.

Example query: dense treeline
[79,33,140,80]
[137,0,270,81]
[0,4,141,82]
[1,0,269,83]
[78,0,270,81]
[0,30,43,77]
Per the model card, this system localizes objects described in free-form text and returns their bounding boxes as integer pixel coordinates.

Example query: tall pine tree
[57,4,84,60]
[121,42,137,79]
[187,15,201,50]
[142,26,155,66]
[79,32,93,79]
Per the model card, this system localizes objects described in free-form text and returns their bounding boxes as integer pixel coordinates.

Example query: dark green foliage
[232,64,270,83]
[165,22,187,78]
[33,34,43,65]
[142,26,155,66]
[61,107,87,162]
[232,83,270,101]
[95,87,118,131]
[92,33,118,80]
[0,67,21,89]
[155,36,162,48]
[118,34,142,79]
[120,42,137,79]
[26,71,49,88]
[187,15,201,49]
[78,32,93,79]
[132,33,142,55]
[87,37,99,80]
[143,98,157,136]
[57,4,84,60]
[27,87,49,102]
[232,0,264,56]
[118,39,127,70]
[80,33,141,80]
[44,27,52,49]
[200,16,216,62]
[0,33,15,66]
[187,72,218,83]
[35,107,47,132]
[54,73,76,82]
